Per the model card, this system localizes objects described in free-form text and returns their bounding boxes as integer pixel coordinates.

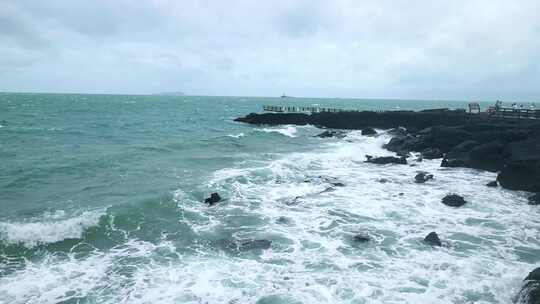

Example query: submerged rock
[486,181,498,187]
[204,192,221,205]
[315,130,347,138]
[424,232,442,246]
[365,155,407,165]
[361,127,377,136]
[529,193,540,206]
[353,234,370,243]
[415,172,434,183]
[515,267,540,304]
[220,239,272,252]
[442,194,467,207]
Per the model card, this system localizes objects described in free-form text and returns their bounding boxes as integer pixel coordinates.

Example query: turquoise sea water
[0,93,538,303]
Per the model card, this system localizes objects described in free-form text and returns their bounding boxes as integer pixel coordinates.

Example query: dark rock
[377,178,389,183]
[204,192,221,205]
[424,232,442,246]
[421,148,443,159]
[220,239,272,252]
[515,267,540,304]
[361,127,377,136]
[365,155,407,165]
[415,172,434,183]
[331,182,345,187]
[353,235,370,243]
[497,135,540,192]
[315,130,347,138]
[486,181,498,187]
[442,194,467,207]
[529,193,540,205]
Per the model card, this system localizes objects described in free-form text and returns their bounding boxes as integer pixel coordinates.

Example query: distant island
[153,91,185,96]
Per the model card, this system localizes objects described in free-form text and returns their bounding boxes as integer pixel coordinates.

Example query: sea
[0,93,538,304]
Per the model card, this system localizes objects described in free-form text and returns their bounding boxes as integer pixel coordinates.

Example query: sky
[1,0,539,100]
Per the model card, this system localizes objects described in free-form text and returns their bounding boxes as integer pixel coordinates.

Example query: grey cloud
[0,0,539,100]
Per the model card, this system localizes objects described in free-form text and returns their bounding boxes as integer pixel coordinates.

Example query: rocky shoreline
[235,109,540,302]
[235,109,540,193]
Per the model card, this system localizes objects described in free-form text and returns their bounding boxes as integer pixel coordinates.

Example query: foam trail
[0,210,104,248]
[256,125,298,137]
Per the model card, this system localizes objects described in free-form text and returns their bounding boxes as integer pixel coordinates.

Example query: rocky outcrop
[424,232,442,246]
[315,130,348,138]
[486,181,498,187]
[361,127,377,136]
[442,194,467,207]
[235,111,540,192]
[515,267,540,304]
[529,193,540,205]
[205,192,221,205]
[415,172,434,183]
[365,155,407,165]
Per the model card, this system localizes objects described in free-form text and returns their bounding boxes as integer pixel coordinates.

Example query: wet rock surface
[415,172,434,183]
[365,155,407,165]
[424,232,442,246]
[442,194,467,207]
[235,110,540,192]
[515,267,540,304]
[204,192,222,205]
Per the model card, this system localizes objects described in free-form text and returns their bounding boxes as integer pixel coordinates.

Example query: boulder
[204,192,221,205]
[424,232,442,246]
[515,267,540,304]
[421,148,443,159]
[486,181,498,187]
[361,127,377,136]
[497,135,540,192]
[415,172,434,183]
[365,155,407,165]
[315,130,347,138]
[529,193,540,206]
[442,194,467,207]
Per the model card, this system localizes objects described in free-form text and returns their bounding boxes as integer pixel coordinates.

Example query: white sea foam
[0,210,104,248]
[256,125,298,137]
[2,130,539,303]
[227,132,245,138]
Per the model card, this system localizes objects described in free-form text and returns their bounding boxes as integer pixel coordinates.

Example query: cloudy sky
[1,0,539,100]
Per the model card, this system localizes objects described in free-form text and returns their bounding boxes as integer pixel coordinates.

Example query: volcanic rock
[515,267,540,304]
[204,192,221,205]
[361,127,377,136]
[442,194,467,207]
[415,172,434,183]
[365,155,407,165]
[424,232,442,246]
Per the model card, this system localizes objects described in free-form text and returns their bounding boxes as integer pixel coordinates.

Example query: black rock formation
[315,130,347,138]
[361,127,377,136]
[365,155,407,165]
[515,267,540,304]
[442,194,467,207]
[486,181,498,187]
[353,234,370,243]
[529,193,540,206]
[204,192,221,205]
[415,172,434,183]
[424,232,442,246]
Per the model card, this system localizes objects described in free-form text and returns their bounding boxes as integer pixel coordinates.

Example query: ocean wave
[256,126,298,137]
[227,132,245,138]
[0,210,105,248]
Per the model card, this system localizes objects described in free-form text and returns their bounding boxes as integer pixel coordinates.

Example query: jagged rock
[515,267,540,304]
[529,193,540,205]
[315,130,347,138]
[486,181,498,187]
[353,234,370,243]
[442,194,467,207]
[204,192,221,205]
[377,178,389,183]
[497,135,540,192]
[361,127,377,136]
[424,232,442,246]
[415,172,434,183]
[365,155,407,165]
[421,148,443,159]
